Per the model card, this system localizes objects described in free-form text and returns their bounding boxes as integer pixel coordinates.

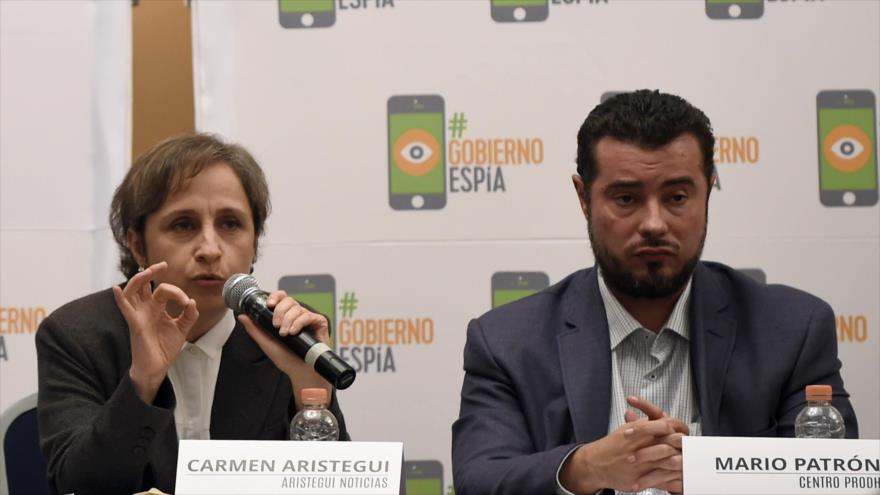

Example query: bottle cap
[805,384,832,401]
[301,388,329,405]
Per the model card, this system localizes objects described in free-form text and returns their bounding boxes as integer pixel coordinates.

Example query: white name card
[175,440,403,495]
[683,437,880,494]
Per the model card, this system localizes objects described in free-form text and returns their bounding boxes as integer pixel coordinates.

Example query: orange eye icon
[823,124,872,173]
[393,129,440,176]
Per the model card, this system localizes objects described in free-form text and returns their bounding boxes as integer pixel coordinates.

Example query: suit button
[140,427,156,439]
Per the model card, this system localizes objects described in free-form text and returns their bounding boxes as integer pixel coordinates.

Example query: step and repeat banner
[191,0,878,491]
[0,1,130,413]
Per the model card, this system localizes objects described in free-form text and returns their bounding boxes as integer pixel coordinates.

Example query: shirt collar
[188,310,236,359]
[596,267,693,350]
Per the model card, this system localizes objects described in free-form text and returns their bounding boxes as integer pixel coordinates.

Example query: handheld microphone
[223,273,356,390]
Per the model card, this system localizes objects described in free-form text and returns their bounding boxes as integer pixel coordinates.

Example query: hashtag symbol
[339,292,358,318]
[448,112,468,139]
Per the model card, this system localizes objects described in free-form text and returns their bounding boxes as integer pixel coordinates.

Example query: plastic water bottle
[795,384,845,438]
[290,388,339,441]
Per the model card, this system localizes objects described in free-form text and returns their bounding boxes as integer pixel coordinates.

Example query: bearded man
[451,90,857,495]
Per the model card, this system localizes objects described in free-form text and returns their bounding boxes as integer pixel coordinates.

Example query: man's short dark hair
[576,89,716,201]
[109,133,271,279]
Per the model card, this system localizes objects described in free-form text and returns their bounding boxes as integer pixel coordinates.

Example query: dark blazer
[36,288,349,495]
[451,262,857,495]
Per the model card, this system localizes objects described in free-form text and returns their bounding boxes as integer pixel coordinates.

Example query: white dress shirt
[558,271,701,495]
[166,311,236,440]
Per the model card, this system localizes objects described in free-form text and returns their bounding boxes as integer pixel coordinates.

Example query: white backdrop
[191,1,879,492]
[0,0,129,413]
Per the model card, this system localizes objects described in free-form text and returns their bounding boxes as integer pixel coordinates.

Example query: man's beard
[587,219,706,299]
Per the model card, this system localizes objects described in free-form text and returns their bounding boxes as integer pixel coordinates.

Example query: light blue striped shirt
[558,271,701,495]
[599,271,701,495]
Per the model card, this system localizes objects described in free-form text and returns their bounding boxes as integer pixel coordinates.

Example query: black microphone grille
[223,273,259,312]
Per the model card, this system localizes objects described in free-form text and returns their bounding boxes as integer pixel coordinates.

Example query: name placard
[175,440,403,494]
[683,437,879,494]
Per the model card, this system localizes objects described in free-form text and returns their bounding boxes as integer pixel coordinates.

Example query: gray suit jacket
[36,288,349,495]
[452,262,857,495]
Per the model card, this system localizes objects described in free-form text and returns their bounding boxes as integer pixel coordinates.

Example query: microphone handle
[240,291,356,390]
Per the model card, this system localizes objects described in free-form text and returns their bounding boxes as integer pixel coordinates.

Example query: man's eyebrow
[603,179,642,190]
[661,177,697,188]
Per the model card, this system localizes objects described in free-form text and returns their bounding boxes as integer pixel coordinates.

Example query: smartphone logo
[705,0,763,20]
[388,95,447,210]
[491,0,549,23]
[817,90,878,207]
[278,0,336,28]
[491,272,550,309]
[278,275,337,349]
[403,460,443,495]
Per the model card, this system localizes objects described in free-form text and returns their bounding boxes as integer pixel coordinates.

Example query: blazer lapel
[210,323,283,439]
[557,268,613,443]
[689,263,737,436]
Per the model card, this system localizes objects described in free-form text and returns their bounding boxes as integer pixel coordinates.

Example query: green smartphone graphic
[705,0,763,20]
[491,272,550,309]
[404,460,443,495]
[388,95,446,210]
[490,0,548,23]
[817,90,878,207]
[278,0,335,29]
[278,275,337,348]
